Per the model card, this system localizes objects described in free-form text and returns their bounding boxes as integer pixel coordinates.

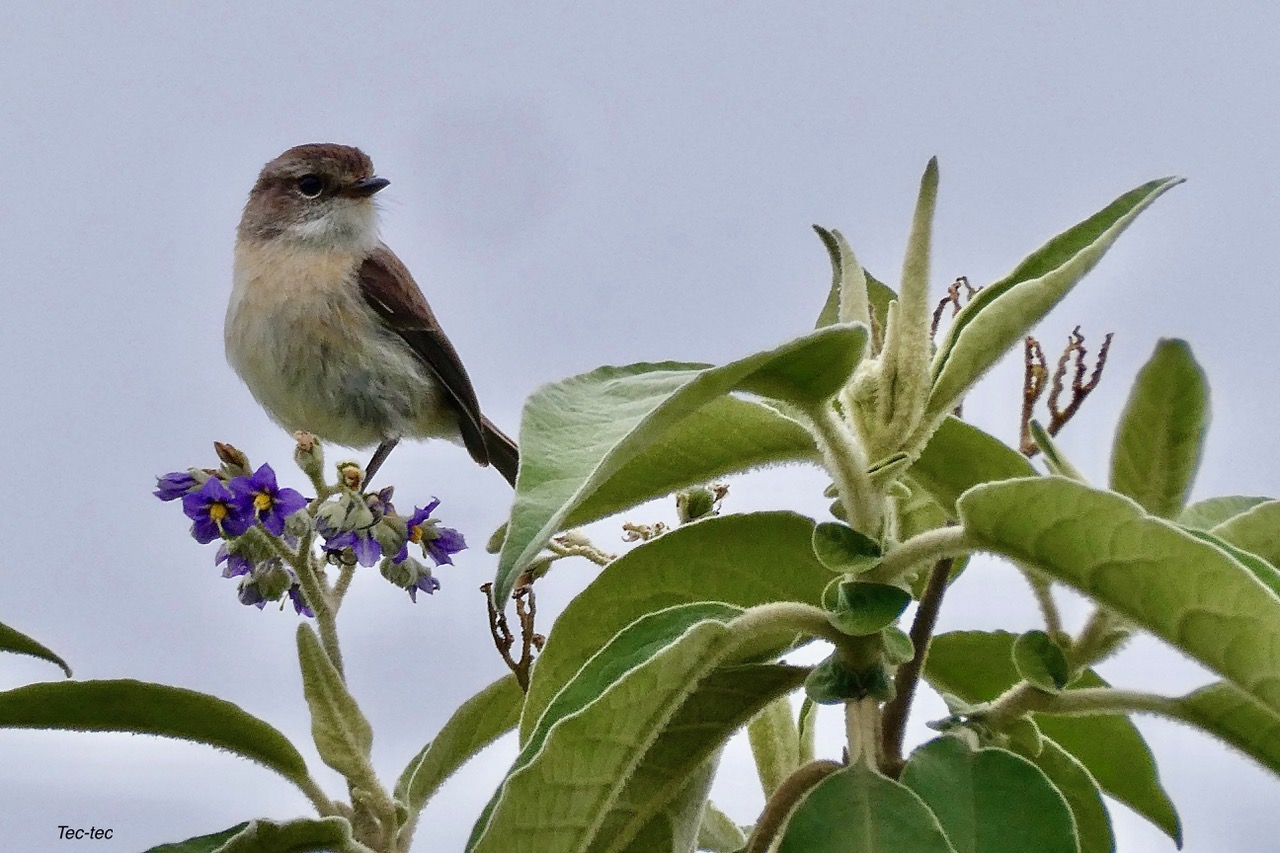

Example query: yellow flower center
[254,493,273,512]
[410,526,423,544]
[209,503,228,522]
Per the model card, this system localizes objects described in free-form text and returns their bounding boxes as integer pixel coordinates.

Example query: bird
[225,143,518,487]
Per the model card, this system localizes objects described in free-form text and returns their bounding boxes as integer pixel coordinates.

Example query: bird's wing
[357,244,490,466]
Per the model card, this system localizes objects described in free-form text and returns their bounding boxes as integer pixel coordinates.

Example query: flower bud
[213,441,252,478]
[293,431,325,482]
[337,462,365,492]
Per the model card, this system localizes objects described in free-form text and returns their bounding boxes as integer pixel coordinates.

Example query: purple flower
[409,572,441,603]
[183,478,253,544]
[230,464,307,537]
[288,584,314,617]
[155,470,200,501]
[323,529,382,567]
[215,544,254,578]
[395,500,467,566]
[237,582,267,609]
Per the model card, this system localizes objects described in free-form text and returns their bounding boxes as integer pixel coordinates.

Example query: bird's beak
[344,176,391,198]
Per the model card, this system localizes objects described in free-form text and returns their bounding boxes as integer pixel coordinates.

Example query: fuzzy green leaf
[296,625,372,781]
[591,664,807,852]
[814,225,870,330]
[1176,682,1280,778]
[470,603,799,852]
[142,824,248,853]
[496,324,869,603]
[521,512,831,743]
[958,477,1280,716]
[1178,495,1271,530]
[697,801,748,852]
[901,737,1076,853]
[1211,500,1280,568]
[776,762,957,852]
[395,674,523,816]
[812,521,882,573]
[0,679,312,795]
[909,417,1036,514]
[925,630,1180,843]
[1109,338,1210,518]
[142,818,351,853]
[928,177,1182,419]
[829,582,912,636]
[1012,630,1070,692]
[1025,740,1115,853]
[0,619,70,677]
[748,695,802,799]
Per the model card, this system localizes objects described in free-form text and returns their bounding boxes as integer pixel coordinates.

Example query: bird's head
[238,143,389,251]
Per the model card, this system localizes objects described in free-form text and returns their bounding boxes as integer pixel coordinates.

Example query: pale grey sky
[1,3,1277,851]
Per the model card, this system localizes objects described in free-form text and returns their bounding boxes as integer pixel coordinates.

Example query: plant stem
[332,561,358,610]
[985,683,1179,724]
[866,526,973,584]
[845,698,880,769]
[293,550,345,678]
[1024,571,1064,637]
[807,401,880,534]
[880,557,952,776]
[726,601,853,651]
[744,760,843,853]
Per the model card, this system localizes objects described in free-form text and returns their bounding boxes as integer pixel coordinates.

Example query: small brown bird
[225,143,518,486]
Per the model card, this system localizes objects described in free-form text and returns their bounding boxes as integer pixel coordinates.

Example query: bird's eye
[296,174,324,198]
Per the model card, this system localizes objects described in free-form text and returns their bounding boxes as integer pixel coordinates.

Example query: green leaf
[1029,421,1086,482]
[592,664,807,853]
[1180,527,1280,599]
[875,158,940,441]
[617,758,717,853]
[1211,499,1280,568]
[495,324,869,602]
[798,697,818,765]
[814,230,895,337]
[147,818,351,853]
[928,177,1182,419]
[698,801,748,852]
[812,521,882,573]
[0,619,71,677]
[1178,495,1271,530]
[1176,682,1280,777]
[805,653,892,705]
[1109,338,1210,518]
[748,695,801,799]
[829,582,912,636]
[901,737,1076,853]
[909,417,1035,515]
[925,630,1180,844]
[776,762,957,853]
[1025,740,1115,853]
[295,624,372,782]
[521,511,832,743]
[1012,631,1070,692]
[0,679,313,794]
[469,603,797,852]
[395,674,523,815]
[959,477,1280,716]
[814,225,870,330]
[142,824,249,853]
[565,395,820,530]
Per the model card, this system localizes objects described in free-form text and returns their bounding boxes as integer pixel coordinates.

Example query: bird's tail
[482,416,520,487]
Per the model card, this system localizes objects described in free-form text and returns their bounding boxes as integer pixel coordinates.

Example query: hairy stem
[807,401,880,534]
[845,698,881,769]
[744,760,843,853]
[866,526,973,584]
[293,551,344,678]
[880,558,953,776]
[1024,571,1064,637]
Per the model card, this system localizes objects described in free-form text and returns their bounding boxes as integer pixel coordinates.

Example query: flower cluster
[156,462,310,615]
[157,445,467,611]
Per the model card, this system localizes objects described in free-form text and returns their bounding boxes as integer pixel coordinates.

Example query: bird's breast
[226,240,452,447]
